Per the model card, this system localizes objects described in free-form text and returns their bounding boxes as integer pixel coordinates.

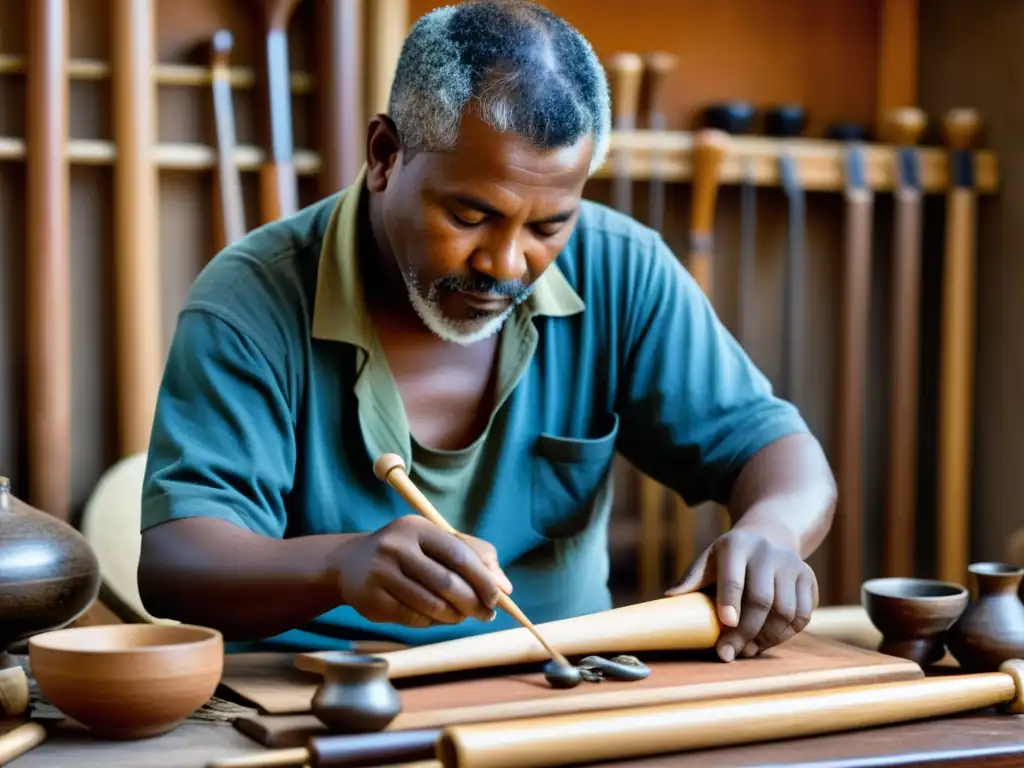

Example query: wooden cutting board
[226,634,922,748]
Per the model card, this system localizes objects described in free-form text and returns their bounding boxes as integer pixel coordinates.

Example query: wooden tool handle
[687,129,729,296]
[0,722,47,764]
[937,107,982,585]
[606,53,643,130]
[883,106,927,146]
[883,106,926,578]
[644,52,676,128]
[211,29,245,250]
[436,661,1024,768]
[373,454,571,668]
[256,0,301,223]
[297,591,719,679]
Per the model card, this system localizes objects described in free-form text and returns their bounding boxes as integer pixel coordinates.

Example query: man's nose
[472,229,527,284]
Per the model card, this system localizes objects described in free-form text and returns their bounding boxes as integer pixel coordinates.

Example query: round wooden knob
[373,453,407,482]
[883,107,927,145]
[999,659,1024,714]
[644,51,677,75]
[941,108,982,150]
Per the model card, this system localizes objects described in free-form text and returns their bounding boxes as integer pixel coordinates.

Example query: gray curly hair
[386,0,611,176]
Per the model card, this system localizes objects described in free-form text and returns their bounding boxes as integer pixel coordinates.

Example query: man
[138,0,836,664]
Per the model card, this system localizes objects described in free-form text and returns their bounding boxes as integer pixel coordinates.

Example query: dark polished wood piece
[947,563,1024,673]
[862,577,969,666]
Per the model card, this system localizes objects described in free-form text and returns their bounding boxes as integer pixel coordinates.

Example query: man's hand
[665,528,819,662]
[331,515,513,628]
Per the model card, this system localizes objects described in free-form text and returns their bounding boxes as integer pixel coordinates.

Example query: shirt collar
[310,165,585,347]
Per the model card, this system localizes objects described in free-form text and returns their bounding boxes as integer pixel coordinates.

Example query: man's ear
[366,114,401,192]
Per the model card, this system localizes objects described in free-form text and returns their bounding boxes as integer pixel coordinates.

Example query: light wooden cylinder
[0,723,47,764]
[25,0,71,518]
[438,667,1023,768]
[111,0,163,456]
[297,593,720,679]
[366,0,408,117]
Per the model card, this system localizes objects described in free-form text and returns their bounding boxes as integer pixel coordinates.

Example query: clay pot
[29,623,223,739]
[0,476,101,658]
[311,653,402,733]
[946,562,1024,673]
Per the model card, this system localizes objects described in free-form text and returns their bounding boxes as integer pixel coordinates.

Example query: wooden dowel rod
[0,53,316,92]
[366,0,409,118]
[317,0,364,194]
[0,722,47,764]
[882,107,927,577]
[25,0,71,519]
[937,108,983,585]
[438,661,1024,768]
[111,0,163,456]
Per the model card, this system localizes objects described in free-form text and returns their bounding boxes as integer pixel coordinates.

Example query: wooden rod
[366,0,409,118]
[832,141,874,603]
[25,0,71,519]
[255,0,302,224]
[0,722,47,764]
[210,30,245,251]
[437,661,1024,768]
[682,129,731,569]
[882,107,927,577]
[937,108,983,585]
[317,0,364,195]
[372,453,572,669]
[111,0,163,456]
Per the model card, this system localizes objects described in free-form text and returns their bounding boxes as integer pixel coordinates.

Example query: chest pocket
[530,412,620,540]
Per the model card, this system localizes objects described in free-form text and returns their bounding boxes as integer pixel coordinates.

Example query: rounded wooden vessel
[28,623,223,739]
[0,476,101,657]
[861,577,969,665]
[947,563,1024,673]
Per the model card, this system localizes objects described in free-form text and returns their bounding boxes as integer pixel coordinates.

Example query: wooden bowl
[28,623,223,739]
[861,577,969,666]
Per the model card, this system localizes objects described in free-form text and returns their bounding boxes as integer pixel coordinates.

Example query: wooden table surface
[9,709,1024,767]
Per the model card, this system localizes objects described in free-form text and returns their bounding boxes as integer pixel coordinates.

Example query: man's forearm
[726,431,837,559]
[138,517,357,641]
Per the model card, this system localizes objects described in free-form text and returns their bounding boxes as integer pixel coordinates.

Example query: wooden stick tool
[882,106,927,577]
[210,29,245,251]
[829,122,874,605]
[937,108,982,585]
[372,453,580,688]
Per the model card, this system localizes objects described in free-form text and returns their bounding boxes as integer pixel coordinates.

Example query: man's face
[366,112,593,344]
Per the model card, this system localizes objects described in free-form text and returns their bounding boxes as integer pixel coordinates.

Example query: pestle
[372,453,582,689]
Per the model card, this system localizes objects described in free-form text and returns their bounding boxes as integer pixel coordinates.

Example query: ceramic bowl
[28,623,223,739]
[862,577,969,666]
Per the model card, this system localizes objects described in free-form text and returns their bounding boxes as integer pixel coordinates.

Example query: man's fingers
[462,535,514,595]
[393,556,486,623]
[715,538,751,629]
[750,571,797,653]
[717,544,773,662]
[370,587,436,628]
[664,547,712,597]
[419,529,503,616]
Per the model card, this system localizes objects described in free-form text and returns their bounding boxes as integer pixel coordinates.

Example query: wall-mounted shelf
[0,131,998,194]
[0,53,315,92]
[598,131,999,193]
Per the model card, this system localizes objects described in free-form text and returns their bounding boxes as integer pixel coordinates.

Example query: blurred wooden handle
[0,723,47,764]
[210,29,245,250]
[687,129,729,296]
